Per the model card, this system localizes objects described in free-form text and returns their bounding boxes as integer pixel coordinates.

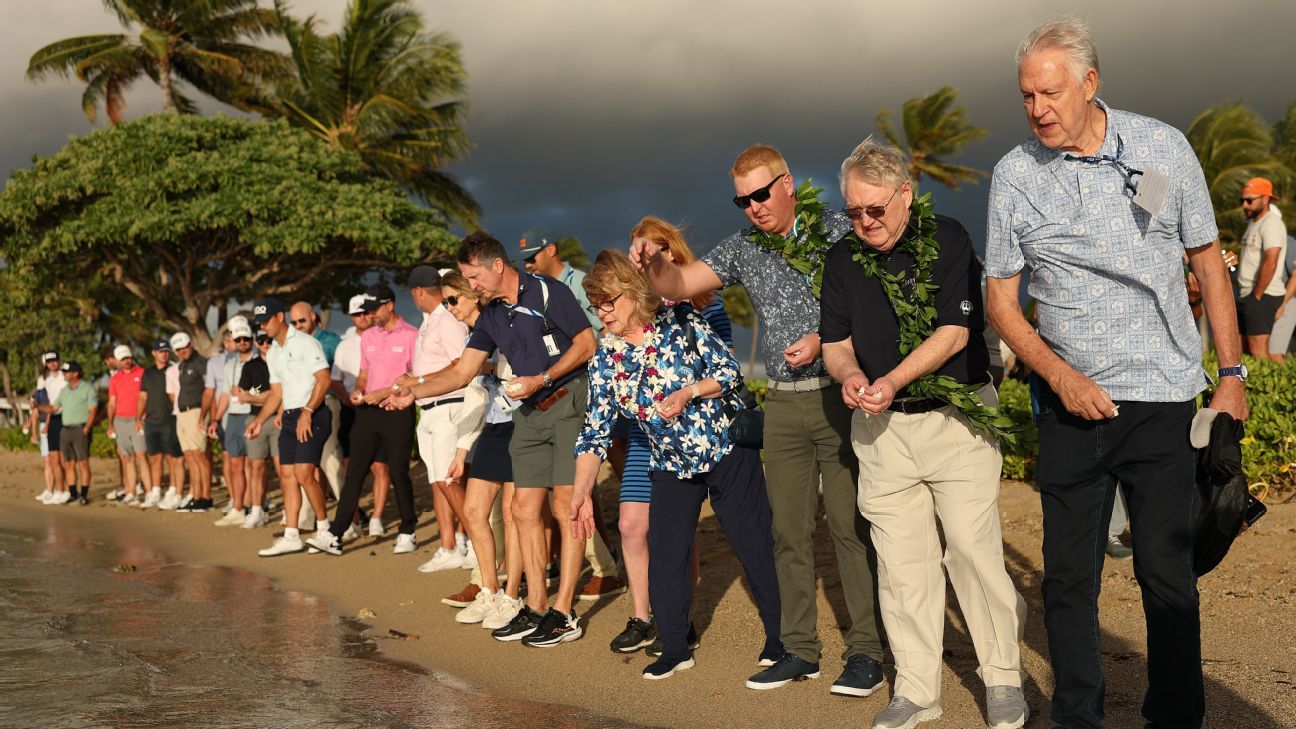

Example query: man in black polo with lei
[820,138,1027,729]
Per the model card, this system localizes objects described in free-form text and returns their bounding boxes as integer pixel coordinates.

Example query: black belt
[886,397,946,414]
[420,396,464,411]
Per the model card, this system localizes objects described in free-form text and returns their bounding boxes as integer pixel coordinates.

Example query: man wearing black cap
[137,340,182,508]
[39,361,98,504]
[308,284,422,557]
[388,231,598,648]
[247,298,334,557]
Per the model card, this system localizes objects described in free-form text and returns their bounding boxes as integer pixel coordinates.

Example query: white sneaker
[106,487,122,501]
[243,509,267,529]
[481,594,523,630]
[462,539,478,570]
[455,588,497,624]
[341,523,361,542]
[417,547,465,573]
[306,531,342,556]
[37,490,54,503]
[141,488,162,509]
[158,488,180,511]
[52,491,72,505]
[393,533,417,554]
[258,535,304,557]
[121,493,139,507]
[214,510,245,527]
[368,517,385,537]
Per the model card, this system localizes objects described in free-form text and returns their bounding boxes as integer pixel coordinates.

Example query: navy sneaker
[643,653,695,680]
[521,608,582,648]
[830,653,886,697]
[645,621,699,657]
[757,641,784,666]
[745,652,821,690]
[492,606,542,642]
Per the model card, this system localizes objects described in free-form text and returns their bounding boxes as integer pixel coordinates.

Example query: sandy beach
[4,450,1293,728]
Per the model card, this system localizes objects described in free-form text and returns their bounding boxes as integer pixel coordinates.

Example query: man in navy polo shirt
[391,231,597,648]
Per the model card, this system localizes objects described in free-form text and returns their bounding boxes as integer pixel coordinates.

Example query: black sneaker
[492,607,542,642]
[830,653,885,697]
[646,622,699,658]
[745,652,821,690]
[610,617,656,653]
[521,608,583,648]
[190,498,211,512]
[78,494,90,506]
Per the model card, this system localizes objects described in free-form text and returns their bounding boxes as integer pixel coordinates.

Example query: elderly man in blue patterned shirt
[984,16,1248,729]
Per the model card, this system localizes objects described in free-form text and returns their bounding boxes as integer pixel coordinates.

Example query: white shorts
[416,400,463,483]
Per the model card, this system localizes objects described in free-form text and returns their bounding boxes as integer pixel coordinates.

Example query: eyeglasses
[843,186,902,221]
[291,318,310,326]
[732,175,786,209]
[586,293,623,315]
[234,336,252,343]
[443,295,460,308]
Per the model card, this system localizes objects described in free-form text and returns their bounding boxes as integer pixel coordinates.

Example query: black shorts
[47,414,63,452]
[278,407,332,467]
[60,425,90,462]
[144,419,184,458]
[468,421,514,483]
[1238,294,1283,337]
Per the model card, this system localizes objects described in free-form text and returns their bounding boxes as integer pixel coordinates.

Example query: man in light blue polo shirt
[247,298,334,557]
[984,16,1247,729]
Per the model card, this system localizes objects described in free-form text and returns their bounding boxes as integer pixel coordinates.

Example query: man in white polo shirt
[247,298,334,557]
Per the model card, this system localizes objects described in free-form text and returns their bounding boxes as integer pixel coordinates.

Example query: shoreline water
[1,451,1293,728]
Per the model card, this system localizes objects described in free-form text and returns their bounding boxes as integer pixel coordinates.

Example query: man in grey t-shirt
[631,144,885,696]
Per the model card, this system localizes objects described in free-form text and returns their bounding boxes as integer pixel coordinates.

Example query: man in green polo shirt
[42,361,98,504]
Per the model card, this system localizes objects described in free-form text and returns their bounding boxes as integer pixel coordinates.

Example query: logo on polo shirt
[960,300,973,316]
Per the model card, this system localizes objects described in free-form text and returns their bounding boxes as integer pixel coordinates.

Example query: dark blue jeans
[1031,376,1202,729]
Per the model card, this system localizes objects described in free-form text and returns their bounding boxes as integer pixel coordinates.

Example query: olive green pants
[763,386,884,663]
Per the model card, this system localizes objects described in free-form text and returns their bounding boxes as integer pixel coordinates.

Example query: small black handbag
[671,305,763,449]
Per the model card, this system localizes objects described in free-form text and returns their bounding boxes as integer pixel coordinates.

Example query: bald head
[290,301,317,334]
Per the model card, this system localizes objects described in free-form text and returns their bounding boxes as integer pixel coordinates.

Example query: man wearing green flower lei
[820,139,1028,729]
[631,144,886,697]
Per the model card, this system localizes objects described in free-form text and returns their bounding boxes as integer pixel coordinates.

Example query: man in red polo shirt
[107,345,150,504]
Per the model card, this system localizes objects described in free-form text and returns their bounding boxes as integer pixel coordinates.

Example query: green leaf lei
[849,192,1020,448]
[746,179,833,298]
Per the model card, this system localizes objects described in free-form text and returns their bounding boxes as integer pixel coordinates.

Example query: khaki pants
[851,386,1025,707]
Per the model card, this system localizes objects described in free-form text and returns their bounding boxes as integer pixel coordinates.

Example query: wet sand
[3,450,1293,728]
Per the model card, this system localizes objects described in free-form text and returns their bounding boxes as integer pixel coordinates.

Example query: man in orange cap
[1236,177,1287,359]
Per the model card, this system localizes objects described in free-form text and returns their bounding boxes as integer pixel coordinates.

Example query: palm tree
[876,86,989,190]
[1187,101,1295,242]
[26,0,286,125]
[255,0,479,228]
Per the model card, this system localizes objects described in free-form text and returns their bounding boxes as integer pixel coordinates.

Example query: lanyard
[1065,135,1144,192]
[505,274,552,330]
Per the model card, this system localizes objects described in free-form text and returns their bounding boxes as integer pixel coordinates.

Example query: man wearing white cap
[212,318,259,526]
[34,351,68,504]
[330,293,392,536]
[170,331,213,511]
[106,345,150,504]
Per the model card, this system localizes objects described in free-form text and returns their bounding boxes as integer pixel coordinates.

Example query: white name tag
[542,334,560,357]
[1132,170,1171,218]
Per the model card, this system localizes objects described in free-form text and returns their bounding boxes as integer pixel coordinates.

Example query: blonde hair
[730,144,790,179]
[1016,15,1101,91]
[440,270,485,309]
[629,216,714,310]
[584,249,660,326]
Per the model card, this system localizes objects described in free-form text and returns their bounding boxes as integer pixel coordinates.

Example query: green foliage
[26,0,288,124]
[0,114,456,352]
[876,86,989,190]
[557,237,590,270]
[2,420,140,460]
[744,378,768,409]
[1187,101,1296,243]
[1202,352,1296,500]
[1,426,37,453]
[997,377,1038,481]
[253,0,478,228]
[722,285,755,329]
[745,180,833,297]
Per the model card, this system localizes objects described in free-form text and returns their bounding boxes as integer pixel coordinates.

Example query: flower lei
[610,324,667,420]
[849,192,1020,448]
[746,179,834,298]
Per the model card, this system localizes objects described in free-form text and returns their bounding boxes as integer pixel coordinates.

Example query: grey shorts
[246,417,280,460]
[113,417,146,456]
[61,425,90,462]
[509,376,587,489]
[224,413,250,458]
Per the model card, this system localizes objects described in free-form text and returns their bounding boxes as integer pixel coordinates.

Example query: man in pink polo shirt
[308,284,422,556]
[106,345,150,504]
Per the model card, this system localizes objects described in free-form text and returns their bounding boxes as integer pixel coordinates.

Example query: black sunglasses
[732,175,786,209]
[443,295,460,308]
[1240,196,1262,204]
[234,336,252,343]
[255,335,272,345]
[291,317,310,326]
[843,186,902,221]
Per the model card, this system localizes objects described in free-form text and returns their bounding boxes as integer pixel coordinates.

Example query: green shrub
[1,425,39,452]
[997,377,1038,481]
[1203,352,1296,500]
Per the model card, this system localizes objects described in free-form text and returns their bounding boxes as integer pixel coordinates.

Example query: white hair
[1016,15,1101,90]
[838,135,909,198]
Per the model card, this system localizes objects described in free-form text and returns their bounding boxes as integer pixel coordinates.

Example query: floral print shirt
[575,306,743,478]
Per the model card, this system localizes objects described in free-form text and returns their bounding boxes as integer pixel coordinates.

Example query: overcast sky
[4,1,1294,346]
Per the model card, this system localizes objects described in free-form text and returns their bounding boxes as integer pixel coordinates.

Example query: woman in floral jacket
[571,249,781,682]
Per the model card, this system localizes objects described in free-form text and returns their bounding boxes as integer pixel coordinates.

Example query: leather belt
[768,376,834,392]
[533,387,570,412]
[419,396,464,411]
[886,397,945,414]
